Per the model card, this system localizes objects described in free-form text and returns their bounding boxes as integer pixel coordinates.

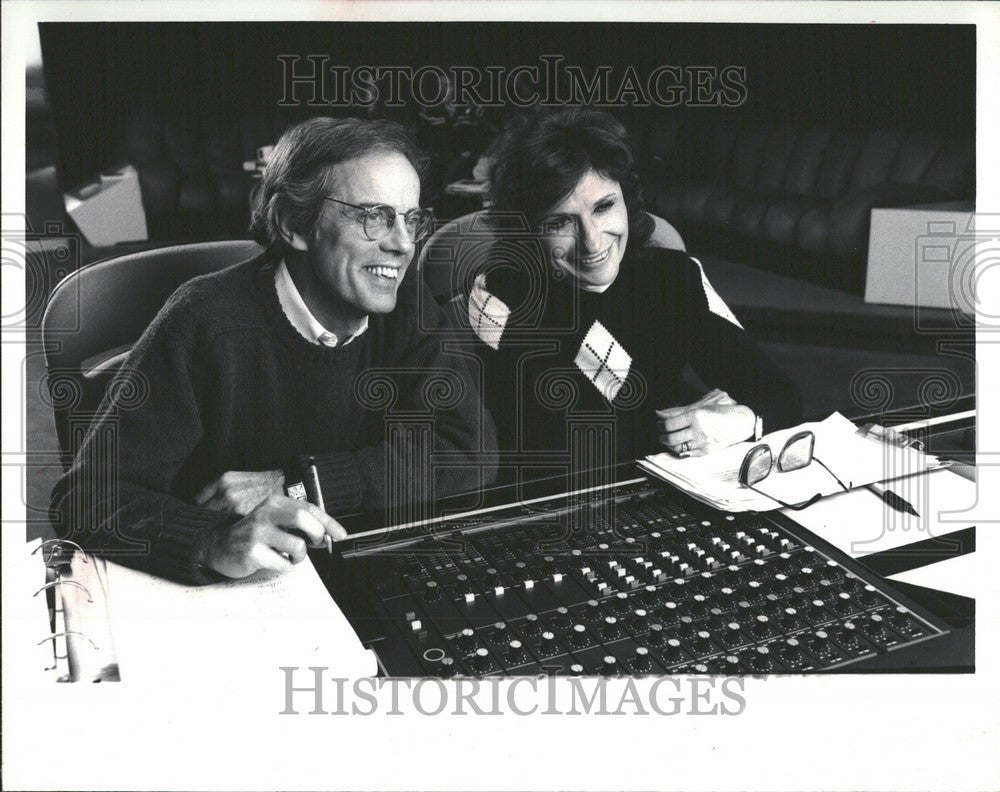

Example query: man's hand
[656,390,755,456]
[202,495,348,579]
[195,470,285,516]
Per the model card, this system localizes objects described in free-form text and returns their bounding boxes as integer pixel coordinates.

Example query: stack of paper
[104,557,377,686]
[639,413,946,512]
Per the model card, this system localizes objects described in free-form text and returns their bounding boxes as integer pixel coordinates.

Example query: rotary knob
[646,623,666,645]
[692,630,713,655]
[866,614,887,638]
[600,616,621,641]
[456,627,476,652]
[506,639,526,664]
[423,580,441,601]
[633,646,652,672]
[471,647,491,674]
[439,657,456,678]
[600,655,619,676]
[662,637,684,662]
[807,630,830,654]
[778,638,801,664]
[627,608,648,631]
[612,592,631,614]
[748,646,771,672]
[521,613,541,636]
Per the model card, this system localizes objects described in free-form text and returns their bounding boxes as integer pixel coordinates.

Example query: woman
[467,107,802,473]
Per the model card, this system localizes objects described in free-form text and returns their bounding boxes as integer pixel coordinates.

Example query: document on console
[105,556,376,686]
[640,412,945,512]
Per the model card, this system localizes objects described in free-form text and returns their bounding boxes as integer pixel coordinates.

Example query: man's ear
[277,210,310,252]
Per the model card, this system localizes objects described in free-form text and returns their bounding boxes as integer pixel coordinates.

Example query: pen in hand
[867,481,919,517]
[308,456,333,554]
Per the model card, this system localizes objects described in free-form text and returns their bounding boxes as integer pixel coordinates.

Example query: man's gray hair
[250,116,428,257]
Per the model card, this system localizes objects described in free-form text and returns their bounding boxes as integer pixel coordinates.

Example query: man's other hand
[202,496,348,579]
[195,470,285,516]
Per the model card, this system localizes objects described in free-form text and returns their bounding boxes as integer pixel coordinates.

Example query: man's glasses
[738,430,851,511]
[326,198,434,242]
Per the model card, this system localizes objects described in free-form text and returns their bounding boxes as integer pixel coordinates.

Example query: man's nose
[381,214,415,255]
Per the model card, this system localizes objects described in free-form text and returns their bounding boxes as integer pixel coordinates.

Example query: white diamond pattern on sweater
[574,320,632,402]
[468,275,510,350]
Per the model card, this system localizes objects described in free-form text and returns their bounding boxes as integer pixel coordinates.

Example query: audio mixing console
[315,474,953,676]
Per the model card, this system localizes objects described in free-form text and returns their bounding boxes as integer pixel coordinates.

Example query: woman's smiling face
[539,169,629,291]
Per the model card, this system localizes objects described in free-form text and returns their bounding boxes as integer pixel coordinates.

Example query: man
[51,117,497,584]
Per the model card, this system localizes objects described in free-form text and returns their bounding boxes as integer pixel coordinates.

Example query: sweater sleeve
[49,289,234,584]
[294,285,499,514]
[679,256,804,434]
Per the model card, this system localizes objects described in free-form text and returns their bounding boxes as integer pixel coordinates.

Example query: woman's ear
[277,209,310,252]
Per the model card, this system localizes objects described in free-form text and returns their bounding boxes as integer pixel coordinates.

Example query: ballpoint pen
[308,456,334,554]
[867,481,919,517]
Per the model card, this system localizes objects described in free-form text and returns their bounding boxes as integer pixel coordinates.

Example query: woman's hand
[656,391,756,456]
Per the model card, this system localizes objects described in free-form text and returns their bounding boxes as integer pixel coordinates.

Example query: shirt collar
[274,259,368,347]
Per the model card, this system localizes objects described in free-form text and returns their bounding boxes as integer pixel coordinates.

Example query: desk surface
[44,411,978,681]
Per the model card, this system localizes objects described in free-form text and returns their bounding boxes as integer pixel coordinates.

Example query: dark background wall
[39,22,975,191]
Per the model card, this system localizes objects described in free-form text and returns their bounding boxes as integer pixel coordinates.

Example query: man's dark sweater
[51,255,498,584]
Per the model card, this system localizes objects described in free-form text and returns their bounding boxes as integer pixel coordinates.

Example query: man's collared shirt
[274,259,368,347]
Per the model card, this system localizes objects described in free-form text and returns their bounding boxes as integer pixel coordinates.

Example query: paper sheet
[641,412,944,512]
[784,468,977,559]
[105,557,376,687]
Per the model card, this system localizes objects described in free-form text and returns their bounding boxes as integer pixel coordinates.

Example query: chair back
[418,210,685,302]
[41,240,262,464]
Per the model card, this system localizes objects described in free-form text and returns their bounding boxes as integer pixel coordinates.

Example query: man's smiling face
[304,151,421,322]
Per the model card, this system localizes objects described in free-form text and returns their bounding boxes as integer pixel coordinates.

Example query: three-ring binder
[33,539,119,682]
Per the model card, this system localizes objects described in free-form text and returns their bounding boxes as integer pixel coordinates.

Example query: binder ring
[32,539,87,565]
[38,631,98,650]
[33,579,93,602]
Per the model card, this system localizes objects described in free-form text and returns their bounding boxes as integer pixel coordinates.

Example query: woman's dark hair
[487,107,652,245]
[250,116,428,258]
